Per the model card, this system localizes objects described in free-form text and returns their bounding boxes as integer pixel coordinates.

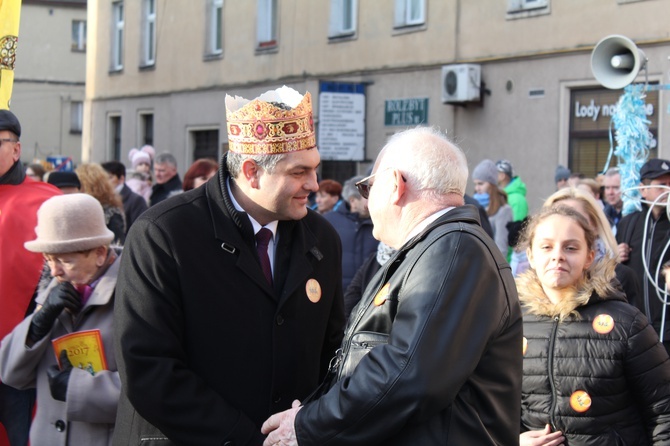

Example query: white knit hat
[129,148,151,170]
[24,194,114,254]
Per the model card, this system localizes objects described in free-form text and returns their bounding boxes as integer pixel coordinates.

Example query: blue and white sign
[318,82,366,161]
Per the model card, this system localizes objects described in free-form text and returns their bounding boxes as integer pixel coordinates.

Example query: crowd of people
[1,85,669,446]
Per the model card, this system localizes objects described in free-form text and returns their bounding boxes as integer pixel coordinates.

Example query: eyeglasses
[355,172,380,199]
[0,138,18,146]
[356,168,405,199]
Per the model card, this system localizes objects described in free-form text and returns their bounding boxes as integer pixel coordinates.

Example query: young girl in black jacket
[518,206,670,446]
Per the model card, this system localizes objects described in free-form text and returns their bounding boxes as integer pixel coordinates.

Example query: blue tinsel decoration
[612,84,654,216]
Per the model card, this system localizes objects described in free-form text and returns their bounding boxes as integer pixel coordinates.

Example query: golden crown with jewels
[225,86,315,155]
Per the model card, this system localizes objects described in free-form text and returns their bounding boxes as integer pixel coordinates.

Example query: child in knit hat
[126,147,154,204]
[128,147,153,174]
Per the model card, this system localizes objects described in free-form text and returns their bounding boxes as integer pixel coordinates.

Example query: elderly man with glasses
[263,126,523,446]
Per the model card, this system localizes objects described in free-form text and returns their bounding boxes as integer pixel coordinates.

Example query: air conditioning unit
[441,64,481,104]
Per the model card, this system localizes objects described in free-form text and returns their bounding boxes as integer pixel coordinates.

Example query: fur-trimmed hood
[516,257,624,320]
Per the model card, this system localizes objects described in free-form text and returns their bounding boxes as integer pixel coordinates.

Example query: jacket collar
[120,183,132,200]
[206,155,317,300]
[0,159,25,185]
[401,204,481,250]
[207,154,256,246]
[152,174,182,193]
[517,258,625,319]
[84,254,121,308]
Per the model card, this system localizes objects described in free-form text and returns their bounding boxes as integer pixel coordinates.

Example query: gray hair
[380,127,468,202]
[155,152,178,168]
[342,175,365,201]
[226,152,287,178]
[605,166,620,177]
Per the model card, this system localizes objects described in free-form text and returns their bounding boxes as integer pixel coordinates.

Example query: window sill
[328,32,357,43]
[391,23,427,36]
[204,52,223,62]
[108,68,124,75]
[139,63,156,72]
[506,6,550,19]
[69,129,82,135]
[255,43,278,55]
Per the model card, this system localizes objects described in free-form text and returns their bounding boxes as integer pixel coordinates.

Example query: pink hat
[140,145,155,161]
[129,148,151,170]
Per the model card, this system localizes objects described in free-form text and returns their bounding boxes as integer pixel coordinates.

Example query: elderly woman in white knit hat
[0,193,121,446]
[472,159,514,256]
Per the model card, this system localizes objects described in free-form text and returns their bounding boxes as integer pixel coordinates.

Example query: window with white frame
[507,0,549,13]
[329,0,357,38]
[206,0,223,56]
[70,101,83,133]
[256,0,277,49]
[71,20,86,52]
[111,2,124,70]
[394,0,425,28]
[141,0,156,66]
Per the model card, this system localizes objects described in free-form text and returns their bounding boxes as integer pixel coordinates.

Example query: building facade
[85,0,670,209]
[14,0,86,169]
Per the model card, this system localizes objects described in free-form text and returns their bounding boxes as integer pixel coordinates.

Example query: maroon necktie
[255,228,273,286]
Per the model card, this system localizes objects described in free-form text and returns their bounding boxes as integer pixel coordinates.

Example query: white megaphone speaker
[591,35,647,89]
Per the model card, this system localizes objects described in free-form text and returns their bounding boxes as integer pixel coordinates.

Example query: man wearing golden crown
[113,86,345,445]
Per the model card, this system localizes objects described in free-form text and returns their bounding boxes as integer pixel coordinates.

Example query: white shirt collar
[227,178,278,238]
[403,207,454,245]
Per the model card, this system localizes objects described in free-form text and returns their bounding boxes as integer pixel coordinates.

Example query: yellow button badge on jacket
[592,314,614,334]
[305,279,321,303]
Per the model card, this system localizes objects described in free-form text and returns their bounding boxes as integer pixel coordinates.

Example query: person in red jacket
[0,109,60,445]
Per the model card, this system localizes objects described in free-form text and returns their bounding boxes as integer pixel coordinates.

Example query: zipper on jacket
[548,316,560,432]
[643,218,657,322]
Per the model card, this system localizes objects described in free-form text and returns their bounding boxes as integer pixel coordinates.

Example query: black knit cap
[0,110,21,138]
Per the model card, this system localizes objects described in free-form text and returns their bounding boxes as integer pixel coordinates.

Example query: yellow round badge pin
[570,390,592,413]
[305,279,321,303]
[522,337,528,356]
[593,314,614,334]
[374,283,390,306]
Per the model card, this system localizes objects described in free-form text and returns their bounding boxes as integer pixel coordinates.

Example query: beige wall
[13,2,86,167]
[85,0,670,210]
[87,1,459,99]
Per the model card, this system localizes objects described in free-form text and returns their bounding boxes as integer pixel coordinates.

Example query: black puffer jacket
[519,267,670,445]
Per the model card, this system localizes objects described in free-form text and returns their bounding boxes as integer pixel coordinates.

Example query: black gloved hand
[28,282,82,343]
[47,350,73,402]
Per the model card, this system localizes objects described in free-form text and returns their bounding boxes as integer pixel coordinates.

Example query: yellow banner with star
[0,0,21,110]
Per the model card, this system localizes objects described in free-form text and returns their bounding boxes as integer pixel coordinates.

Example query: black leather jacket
[295,206,523,445]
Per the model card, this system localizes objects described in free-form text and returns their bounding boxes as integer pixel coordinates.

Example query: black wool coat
[113,165,345,446]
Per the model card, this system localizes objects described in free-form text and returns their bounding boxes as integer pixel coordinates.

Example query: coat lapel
[274,219,317,307]
[206,177,277,299]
